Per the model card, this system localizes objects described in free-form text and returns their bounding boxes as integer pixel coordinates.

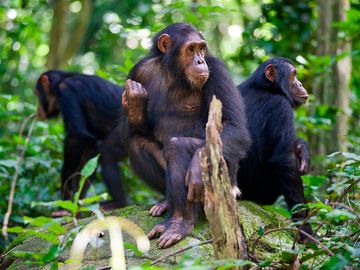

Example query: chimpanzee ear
[157,34,171,53]
[40,74,50,94]
[265,64,276,83]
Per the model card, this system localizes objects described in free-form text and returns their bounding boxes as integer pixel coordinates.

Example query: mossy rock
[1,201,294,269]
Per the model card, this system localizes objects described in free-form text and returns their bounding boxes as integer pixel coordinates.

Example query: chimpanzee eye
[188,46,194,52]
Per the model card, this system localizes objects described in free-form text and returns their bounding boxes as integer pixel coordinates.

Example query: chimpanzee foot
[298,223,314,244]
[149,199,168,216]
[148,217,194,249]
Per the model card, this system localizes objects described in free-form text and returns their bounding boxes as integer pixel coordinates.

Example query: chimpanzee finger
[125,79,133,93]
[157,234,181,249]
[147,223,165,239]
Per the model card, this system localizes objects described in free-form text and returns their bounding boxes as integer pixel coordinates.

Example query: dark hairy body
[34,71,129,210]
[236,57,312,238]
[123,23,251,248]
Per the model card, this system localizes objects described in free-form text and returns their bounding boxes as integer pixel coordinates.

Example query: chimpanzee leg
[148,137,203,249]
[61,135,97,200]
[278,171,307,215]
[98,128,128,209]
[128,135,167,194]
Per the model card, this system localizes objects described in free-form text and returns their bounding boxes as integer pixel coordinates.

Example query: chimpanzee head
[151,23,209,91]
[34,71,62,119]
[262,57,309,107]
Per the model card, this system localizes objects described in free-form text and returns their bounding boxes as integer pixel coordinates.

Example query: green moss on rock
[1,201,295,269]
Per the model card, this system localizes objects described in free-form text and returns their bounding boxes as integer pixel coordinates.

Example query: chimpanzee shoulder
[204,56,244,124]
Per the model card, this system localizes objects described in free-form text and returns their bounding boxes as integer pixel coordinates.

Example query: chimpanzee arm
[204,56,252,182]
[57,82,97,140]
[125,60,153,135]
[268,99,306,211]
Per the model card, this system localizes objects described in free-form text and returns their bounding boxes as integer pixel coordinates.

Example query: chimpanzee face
[265,62,309,107]
[34,75,59,119]
[287,64,308,107]
[179,33,209,90]
[157,32,209,91]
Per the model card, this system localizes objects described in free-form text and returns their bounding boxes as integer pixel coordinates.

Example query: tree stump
[200,96,248,265]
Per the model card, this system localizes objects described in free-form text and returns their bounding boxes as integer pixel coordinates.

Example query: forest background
[0,0,359,269]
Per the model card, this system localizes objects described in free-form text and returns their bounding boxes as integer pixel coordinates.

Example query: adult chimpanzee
[34,71,129,210]
[236,57,312,237]
[122,23,251,248]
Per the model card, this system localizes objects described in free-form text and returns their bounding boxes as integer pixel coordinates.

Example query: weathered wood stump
[200,96,248,265]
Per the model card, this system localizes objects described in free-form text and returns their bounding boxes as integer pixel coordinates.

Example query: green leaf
[7,226,25,233]
[23,216,54,226]
[281,249,299,263]
[81,155,99,178]
[27,230,60,244]
[306,202,332,212]
[46,223,66,235]
[321,254,350,270]
[32,200,77,213]
[0,159,17,168]
[81,193,108,205]
[326,209,356,223]
[257,226,265,236]
[124,242,142,256]
[40,245,60,263]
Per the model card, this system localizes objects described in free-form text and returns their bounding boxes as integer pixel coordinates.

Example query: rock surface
[1,201,294,269]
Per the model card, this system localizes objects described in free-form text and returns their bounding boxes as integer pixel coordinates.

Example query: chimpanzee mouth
[295,96,308,106]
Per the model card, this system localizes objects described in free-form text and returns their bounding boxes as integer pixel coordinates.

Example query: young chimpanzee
[236,57,312,236]
[34,71,129,210]
[122,23,251,248]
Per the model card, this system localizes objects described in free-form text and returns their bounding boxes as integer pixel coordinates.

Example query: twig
[18,113,34,136]
[151,239,213,265]
[2,114,37,241]
[61,171,81,199]
[251,227,334,260]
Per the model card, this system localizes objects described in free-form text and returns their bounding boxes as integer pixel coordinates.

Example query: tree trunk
[334,0,351,152]
[62,0,92,66]
[312,0,352,155]
[47,0,68,69]
[46,0,92,69]
[200,96,248,267]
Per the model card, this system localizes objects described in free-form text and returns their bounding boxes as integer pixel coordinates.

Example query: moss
[1,201,295,269]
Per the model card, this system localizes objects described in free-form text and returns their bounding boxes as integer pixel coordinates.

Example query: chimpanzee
[34,71,129,210]
[122,23,251,248]
[236,57,312,236]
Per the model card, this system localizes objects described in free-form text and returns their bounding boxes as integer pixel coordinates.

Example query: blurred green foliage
[0,0,359,269]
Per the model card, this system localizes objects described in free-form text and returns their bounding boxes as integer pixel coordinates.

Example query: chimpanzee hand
[294,139,310,175]
[185,150,204,203]
[122,79,148,126]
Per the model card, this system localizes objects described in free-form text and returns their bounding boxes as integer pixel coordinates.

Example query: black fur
[36,70,128,207]
[126,23,251,247]
[237,57,308,220]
